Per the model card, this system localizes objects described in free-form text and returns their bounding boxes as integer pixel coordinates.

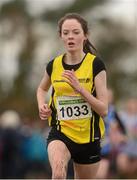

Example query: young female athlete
[37,13,108,179]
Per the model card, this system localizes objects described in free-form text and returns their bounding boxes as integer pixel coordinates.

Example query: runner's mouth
[68,42,75,46]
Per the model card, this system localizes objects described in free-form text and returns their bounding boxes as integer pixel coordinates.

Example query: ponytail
[83,39,97,55]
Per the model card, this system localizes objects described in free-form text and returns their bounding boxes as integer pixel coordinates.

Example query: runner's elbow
[99,108,108,118]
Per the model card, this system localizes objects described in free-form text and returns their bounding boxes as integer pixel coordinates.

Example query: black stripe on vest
[50,88,57,126]
[93,111,101,140]
[50,88,61,130]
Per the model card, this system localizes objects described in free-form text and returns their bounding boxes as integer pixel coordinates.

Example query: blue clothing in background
[21,131,48,162]
[101,104,116,156]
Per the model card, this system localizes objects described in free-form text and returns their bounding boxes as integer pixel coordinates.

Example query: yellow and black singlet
[46,52,106,144]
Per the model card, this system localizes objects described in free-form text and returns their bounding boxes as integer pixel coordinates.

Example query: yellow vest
[48,53,105,143]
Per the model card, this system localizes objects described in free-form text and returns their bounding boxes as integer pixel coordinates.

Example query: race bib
[57,96,92,120]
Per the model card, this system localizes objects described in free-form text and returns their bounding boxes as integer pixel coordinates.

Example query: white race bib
[57,96,92,120]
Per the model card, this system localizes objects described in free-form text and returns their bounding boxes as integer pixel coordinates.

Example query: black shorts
[47,127,101,164]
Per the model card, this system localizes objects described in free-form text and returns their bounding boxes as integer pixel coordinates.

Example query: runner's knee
[52,160,67,179]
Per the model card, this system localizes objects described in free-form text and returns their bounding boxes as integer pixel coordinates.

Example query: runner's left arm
[62,70,108,117]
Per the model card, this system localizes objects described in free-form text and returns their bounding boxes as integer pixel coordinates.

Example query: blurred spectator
[0,110,24,178]
[116,98,137,178]
[96,89,126,179]
[20,122,50,178]
[0,110,51,179]
[0,110,21,129]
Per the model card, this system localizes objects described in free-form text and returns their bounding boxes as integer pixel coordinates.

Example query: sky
[0,0,136,22]
[25,0,74,16]
[106,0,137,26]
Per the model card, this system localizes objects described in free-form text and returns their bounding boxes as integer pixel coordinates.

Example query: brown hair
[58,13,97,55]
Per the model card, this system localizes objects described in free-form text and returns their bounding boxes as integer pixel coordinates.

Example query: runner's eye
[73,31,80,34]
[62,31,68,35]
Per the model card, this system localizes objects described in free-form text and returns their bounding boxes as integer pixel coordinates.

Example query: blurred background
[0,0,137,179]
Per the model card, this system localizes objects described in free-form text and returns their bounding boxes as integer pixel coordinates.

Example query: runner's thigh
[47,140,71,168]
[73,162,100,179]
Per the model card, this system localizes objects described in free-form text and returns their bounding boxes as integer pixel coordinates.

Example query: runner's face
[60,19,87,53]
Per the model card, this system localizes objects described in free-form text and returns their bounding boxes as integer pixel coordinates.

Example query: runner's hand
[39,104,51,120]
[62,69,82,93]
